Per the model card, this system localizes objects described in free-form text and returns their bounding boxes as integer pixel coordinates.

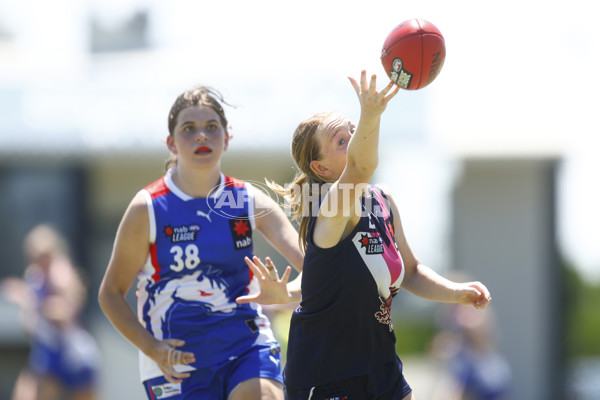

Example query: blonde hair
[23,224,69,262]
[269,112,337,251]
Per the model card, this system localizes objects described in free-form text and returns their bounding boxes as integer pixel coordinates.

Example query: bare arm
[1,276,38,334]
[384,190,492,308]
[2,260,86,331]
[313,71,399,249]
[342,72,396,186]
[98,193,195,383]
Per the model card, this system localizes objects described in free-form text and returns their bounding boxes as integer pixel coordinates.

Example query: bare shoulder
[115,192,150,243]
[107,192,151,275]
[124,192,149,221]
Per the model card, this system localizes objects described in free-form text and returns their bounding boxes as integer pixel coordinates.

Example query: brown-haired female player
[99,85,303,400]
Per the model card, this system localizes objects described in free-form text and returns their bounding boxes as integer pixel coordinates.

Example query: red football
[380,19,446,90]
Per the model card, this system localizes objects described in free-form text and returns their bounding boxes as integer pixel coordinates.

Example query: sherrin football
[380,18,445,90]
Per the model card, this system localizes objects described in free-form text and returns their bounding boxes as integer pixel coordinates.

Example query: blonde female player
[98,85,302,400]
[244,70,492,400]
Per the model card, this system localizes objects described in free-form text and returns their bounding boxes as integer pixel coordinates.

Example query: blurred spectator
[430,275,512,400]
[1,224,100,400]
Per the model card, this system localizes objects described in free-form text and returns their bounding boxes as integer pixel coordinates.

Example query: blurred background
[1,0,599,399]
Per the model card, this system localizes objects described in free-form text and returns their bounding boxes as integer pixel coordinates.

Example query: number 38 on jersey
[169,244,201,272]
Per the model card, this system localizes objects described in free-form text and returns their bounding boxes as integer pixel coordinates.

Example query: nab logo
[358,233,384,255]
[229,217,252,250]
[163,224,200,243]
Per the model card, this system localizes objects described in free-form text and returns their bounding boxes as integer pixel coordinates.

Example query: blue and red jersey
[135,169,277,381]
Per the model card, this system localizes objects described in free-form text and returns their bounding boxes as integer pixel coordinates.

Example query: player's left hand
[454,281,492,309]
[236,256,293,305]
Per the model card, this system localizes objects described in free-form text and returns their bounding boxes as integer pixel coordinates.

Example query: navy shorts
[143,344,283,400]
[285,355,412,400]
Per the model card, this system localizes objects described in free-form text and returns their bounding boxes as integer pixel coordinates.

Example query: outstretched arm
[342,71,399,187]
[313,71,400,249]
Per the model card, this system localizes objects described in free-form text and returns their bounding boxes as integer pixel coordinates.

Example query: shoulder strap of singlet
[369,185,394,226]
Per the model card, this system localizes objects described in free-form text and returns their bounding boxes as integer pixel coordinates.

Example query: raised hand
[236,256,293,305]
[348,70,400,118]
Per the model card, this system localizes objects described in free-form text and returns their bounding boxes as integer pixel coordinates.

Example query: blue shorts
[285,355,412,400]
[143,344,283,400]
[28,329,99,390]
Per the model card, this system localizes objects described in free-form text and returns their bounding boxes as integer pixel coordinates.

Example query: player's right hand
[236,256,293,305]
[151,338,196,384]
